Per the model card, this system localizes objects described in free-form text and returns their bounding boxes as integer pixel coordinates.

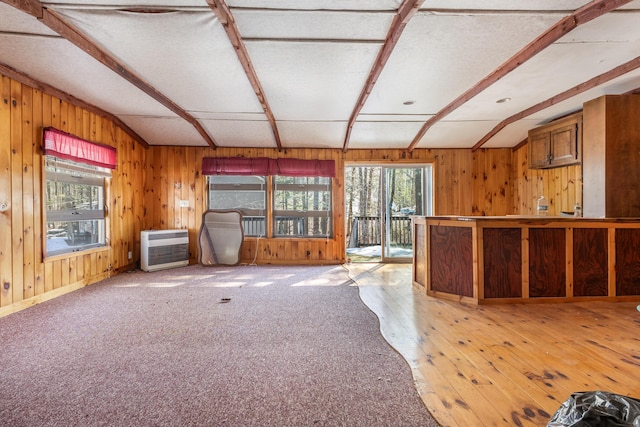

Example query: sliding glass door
[345,165,432,263]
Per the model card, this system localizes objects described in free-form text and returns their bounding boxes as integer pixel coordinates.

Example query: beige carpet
[0,264,438,426]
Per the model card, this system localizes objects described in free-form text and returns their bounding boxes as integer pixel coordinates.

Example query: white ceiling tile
[52,8,265,115]
[0,3,58,35]
[278,121,348,148]
[420,0,590,11]
[227,0,401,11]
[414,121,502,149]
[361,12,565,115]
[0,35,175,118]
[200,119,277,148]
[349,121,427,149]
[246,41,381,120]
[234,9,393,40]
[119,116,208,146]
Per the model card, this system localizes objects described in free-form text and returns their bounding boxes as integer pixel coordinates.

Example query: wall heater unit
[140,229,189,272]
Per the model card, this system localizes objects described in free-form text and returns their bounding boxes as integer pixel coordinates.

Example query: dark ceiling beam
[39,8,218,149]
[472,54,640,151]
[207,0,282,150]
[342,0,425,153]
[0,61,149,148]
[407,0,634,152]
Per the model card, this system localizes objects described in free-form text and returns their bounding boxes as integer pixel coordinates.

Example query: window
[45,157,108,256]
[207,175,266,236]
[203,157,335,239]
[273,176,332,237]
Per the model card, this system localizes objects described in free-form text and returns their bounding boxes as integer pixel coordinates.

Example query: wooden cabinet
[413,216,640,304]
[528,112,582,169]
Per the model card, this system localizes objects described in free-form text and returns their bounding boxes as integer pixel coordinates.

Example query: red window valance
[202,157,335,178]
[43,127,117,169]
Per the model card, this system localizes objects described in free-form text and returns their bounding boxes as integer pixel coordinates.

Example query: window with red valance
[43,127,117,169]
[203,157,334,238]
[43,127,114,257]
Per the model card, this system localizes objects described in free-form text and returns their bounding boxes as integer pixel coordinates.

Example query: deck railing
[242,215,411,245]
[347,216,412,248]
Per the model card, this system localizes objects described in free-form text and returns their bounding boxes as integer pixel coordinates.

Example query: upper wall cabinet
[528,112,582,169]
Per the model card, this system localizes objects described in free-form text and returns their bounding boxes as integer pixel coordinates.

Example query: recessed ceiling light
[496,97,511,104]
[403,100,415,106]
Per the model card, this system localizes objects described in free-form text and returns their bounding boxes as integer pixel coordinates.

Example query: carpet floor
[0,264,438,426]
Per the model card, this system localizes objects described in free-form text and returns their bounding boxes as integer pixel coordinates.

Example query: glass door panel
[383,167,429,261]
[345,165,432,263]
[345,166,382,262]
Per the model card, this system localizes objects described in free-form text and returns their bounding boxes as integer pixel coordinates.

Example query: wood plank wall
[0,73,145,316]
[511,143,582,215]
[143,147,514,265]
[5,69,585,315]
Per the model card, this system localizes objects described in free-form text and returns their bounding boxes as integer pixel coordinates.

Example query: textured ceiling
[1,0,639,151]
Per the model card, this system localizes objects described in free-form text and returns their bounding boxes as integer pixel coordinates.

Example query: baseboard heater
[141,229,189,272]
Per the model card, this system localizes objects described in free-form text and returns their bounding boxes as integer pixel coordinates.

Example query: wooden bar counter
[412,216,640,304]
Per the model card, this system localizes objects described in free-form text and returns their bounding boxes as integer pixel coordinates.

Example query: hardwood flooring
[347,263,640,427]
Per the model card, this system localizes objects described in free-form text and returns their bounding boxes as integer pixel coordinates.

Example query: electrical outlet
[179,200,189,208]
[128,251,132,260]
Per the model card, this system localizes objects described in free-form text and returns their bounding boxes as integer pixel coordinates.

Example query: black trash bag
[547,391,640,427]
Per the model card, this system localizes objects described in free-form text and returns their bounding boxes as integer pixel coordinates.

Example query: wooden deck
[348,263,640,427]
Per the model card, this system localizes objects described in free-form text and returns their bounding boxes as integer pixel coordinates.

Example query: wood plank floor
[347,263,640,427]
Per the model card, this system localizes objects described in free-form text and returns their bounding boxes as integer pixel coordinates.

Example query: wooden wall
[0,73,145,316]
[511,143,582,215]
[6,68,584,315]
[143,146,514,265]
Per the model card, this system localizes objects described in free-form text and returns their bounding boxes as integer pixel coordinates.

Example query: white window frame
[44,156,108,257]
[272,176,332,238]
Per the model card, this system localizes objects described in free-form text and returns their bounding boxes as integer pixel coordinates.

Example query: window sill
[44,245,109,262]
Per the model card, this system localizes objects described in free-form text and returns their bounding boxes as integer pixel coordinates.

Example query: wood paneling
[344,148,513,216]
[429,225,473,297]
[528,228,566,298]
[615,228,640,296]
[0,72,145,316]
[413,220,426,287]
[512,143,581,215]
[142,147,513,265]
[573,228,608,297]
[0,70,519,313]
[483,228,522,298]
[583,95,640,217]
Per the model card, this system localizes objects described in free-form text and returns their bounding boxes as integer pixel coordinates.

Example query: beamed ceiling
[1,0,640,151]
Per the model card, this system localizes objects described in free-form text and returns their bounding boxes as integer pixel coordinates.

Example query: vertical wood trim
[11,79,24,303]
[475,225,484,301]
[32,89,44,296]
[608,227,616,297]
[522,227,530,298]
[566,227,574,298]
[22,85,35,300]
[0,76,12,307]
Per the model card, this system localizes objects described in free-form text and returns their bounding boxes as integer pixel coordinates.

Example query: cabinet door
[550,123,578,166]
[529,131,551,168]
